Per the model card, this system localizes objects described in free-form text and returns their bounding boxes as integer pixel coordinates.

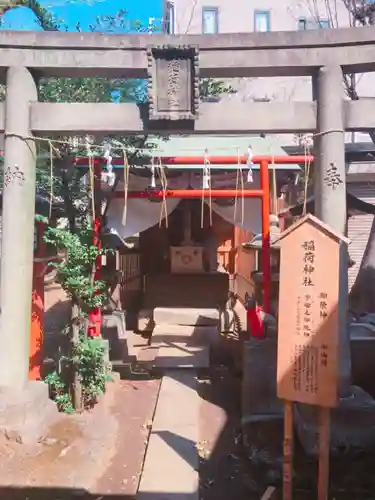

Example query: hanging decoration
[302,135,312,216]
[86,138,96,221]
[247,145,254,183]
[48,140,55,220]
[201,149,213,228]
[122,150,130,226]
[233,148,245,225]
[202,149,211,190]
[150,156,156,189]
[101,143,116,187]
[157,156,169,228]
[271,154,277,215]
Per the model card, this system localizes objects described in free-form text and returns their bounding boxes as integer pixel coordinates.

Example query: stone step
[152,324,219,346]
[153,343,209,369]
[127,331,151,359]
[153,307,219,326]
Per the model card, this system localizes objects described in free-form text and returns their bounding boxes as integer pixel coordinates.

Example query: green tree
[0,1,237,411]
[0,0,236,199]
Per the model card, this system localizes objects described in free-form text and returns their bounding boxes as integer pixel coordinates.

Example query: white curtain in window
[255,13,269,32]
[203,10,217,34]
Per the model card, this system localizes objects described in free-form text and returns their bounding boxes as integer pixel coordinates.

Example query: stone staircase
[129,307,220,370]
[136,307,220,500]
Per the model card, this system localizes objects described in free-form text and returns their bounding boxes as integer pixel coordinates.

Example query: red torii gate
[74,154,312,337]
[29,154,312,380]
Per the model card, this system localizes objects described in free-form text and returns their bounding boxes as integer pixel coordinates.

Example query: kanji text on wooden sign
[276,214,349,408]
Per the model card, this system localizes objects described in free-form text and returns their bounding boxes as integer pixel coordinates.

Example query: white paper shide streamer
[203,150,211,189]
[247,146,254,183]
[102,144,116,187]
[150,157,156,189]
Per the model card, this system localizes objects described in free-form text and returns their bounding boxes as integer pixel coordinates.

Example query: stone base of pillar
[0,381,59,444]
[241,338,283,426]
[294,385,375,456]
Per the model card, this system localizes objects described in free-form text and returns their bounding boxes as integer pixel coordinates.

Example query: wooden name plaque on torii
[147,44,200,121]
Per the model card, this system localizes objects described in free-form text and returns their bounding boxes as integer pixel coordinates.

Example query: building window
[298,17,307,30]
[298,17,330,30]
[202,7,219,34]
[318,19,330,28]
[165,1,175,34]
[254,10,270,32]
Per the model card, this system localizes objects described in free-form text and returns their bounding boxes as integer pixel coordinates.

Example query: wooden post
[318,408,331,500]
[283,400,294,500]
[276,214,349,500]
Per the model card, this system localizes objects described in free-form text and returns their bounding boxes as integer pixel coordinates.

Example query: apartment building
[163,0,375,288]
[164,0,374,144]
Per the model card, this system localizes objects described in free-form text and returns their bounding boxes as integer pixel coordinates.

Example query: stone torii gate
[0,26,374,435]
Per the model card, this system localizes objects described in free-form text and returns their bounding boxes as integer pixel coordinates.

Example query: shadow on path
[0,488,131,499]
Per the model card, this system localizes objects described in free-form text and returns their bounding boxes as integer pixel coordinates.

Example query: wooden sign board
[276,214,349,408]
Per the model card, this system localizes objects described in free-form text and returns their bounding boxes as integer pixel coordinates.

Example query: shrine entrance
[71,152,309,345]
[0,27,362,406]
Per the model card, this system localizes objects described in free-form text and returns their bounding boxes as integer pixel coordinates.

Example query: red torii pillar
[88,159,103,337]
[29,220,47,380]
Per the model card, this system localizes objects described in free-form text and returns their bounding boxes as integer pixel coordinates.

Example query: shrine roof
[145,135,300,170]
[279,192,375,218]
[74,135,301,171]
[277,213,350,245]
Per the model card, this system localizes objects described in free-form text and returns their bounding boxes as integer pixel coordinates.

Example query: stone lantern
[242,214,281,315]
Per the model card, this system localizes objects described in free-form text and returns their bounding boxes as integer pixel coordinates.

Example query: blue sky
[0,0,163,32]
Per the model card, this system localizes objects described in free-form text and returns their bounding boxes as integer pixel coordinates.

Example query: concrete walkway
[138,370,200,500]
[135,308,221,500]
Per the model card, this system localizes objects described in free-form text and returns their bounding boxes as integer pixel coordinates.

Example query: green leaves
[200,79,237,99]
[44,219,113,311]
[73,336,111,405]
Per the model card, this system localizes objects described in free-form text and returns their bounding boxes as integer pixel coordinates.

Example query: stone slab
[241,338,283,425]
[152,325,219,346]
[127,331,151,359]
[138,432,198,500]
[153,308,219,327]
[153,373,200,429]
[0,381,59,444]
[154,343,209,369]
[138,371,199,500]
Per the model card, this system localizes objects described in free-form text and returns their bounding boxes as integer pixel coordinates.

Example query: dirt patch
[0,378,161,500]
[93,379,161,497]
[199,363,257,500]
[199,339,375,500]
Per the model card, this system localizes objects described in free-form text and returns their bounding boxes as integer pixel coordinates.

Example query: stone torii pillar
[0,67,37,386]
[0,67,57,443]
[313,64,351,396]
